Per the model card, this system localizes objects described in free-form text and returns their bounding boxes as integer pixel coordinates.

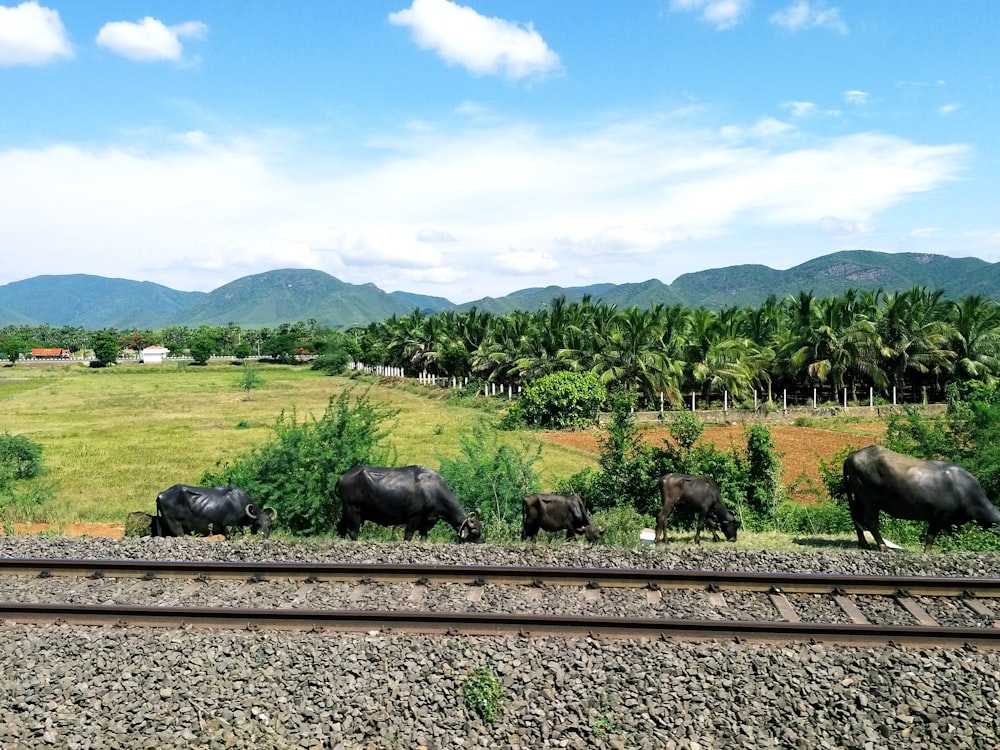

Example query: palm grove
[4,286,999,403]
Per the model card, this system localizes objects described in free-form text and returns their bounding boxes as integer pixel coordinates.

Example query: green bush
[437,422,541,535]
[202,390,397,535]
[310,351,351,376]
[0,432,44,482]
[511,371,606,429]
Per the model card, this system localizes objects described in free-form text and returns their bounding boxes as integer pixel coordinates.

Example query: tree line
[3,285,1000,406]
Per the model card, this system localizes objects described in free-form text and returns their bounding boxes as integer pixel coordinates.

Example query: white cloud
[670,0,751,30]
[96,17,207,62]
[844,90,868,105]
[388,0,560,80]
[818,216,877,235]
[939,103,960,115]
[0,116,970,298]
[493,249,559,274]
[784,101,817,118]
[0,1,71,66]
[722,117,794,140]
[771,2,847,34]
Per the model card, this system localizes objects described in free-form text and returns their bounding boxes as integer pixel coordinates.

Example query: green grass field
[0,360,595,527]
[0,360,876,550]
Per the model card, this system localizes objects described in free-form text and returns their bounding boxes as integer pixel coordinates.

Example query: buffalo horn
[245,504,258,519]
[264,506,278,520]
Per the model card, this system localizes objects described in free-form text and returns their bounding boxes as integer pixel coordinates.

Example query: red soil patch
[10,522,125,538]
[539,422,886,503]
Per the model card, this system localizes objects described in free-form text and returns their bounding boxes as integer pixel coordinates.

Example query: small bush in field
[511,371,606,429]
[202,389,397,535]
[0,432,44,482]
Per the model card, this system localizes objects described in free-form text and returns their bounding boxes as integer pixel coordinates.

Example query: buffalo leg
[694,510,711,545]
[655,500,677,543]
[923,521,945,553]
[159,516,186,538]
[522,521,539,541]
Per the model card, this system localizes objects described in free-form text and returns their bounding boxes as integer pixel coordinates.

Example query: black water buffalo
[335,465,482,542]
[522,493,605,542]
[155,484,277,539]
[843,445,1000,552]
[655,473,738,544]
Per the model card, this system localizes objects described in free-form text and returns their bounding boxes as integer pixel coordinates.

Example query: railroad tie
[768,591,801,623]
[962,597,1000,627]
[895,595,938,627]
[289,582,315,606]
[832,594,870,625]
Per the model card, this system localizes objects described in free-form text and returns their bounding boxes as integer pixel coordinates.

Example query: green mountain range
[0,250,994,329]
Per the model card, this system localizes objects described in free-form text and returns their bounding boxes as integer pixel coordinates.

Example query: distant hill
[0,274,202,329]
[0,250,997,329]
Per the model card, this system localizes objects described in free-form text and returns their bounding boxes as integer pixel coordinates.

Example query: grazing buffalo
[655,473,738,544]
[155,484,277,539]
[335,465,482,542]
[843,445,1000,552]
[522,493,605,543]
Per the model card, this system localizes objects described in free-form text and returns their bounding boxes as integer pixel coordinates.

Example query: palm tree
[949,295,1000,383]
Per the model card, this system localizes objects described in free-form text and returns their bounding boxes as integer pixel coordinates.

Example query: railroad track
[2,558,999,647]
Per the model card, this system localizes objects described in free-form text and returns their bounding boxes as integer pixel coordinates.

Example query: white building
[140,345,170,364]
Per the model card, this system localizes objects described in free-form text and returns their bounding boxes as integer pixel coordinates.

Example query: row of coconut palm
[347,286,1000,409]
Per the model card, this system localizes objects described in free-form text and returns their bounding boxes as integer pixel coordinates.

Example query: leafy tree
[189,336,214,365]
[90,330,119,364]
[233,342,253,361]
[0,335,28,365]
[201,390,397,535]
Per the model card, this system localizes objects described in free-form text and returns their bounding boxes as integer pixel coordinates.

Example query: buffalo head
[580,524,605,543]
[719,516,738,543]
[246,504,278,539]
[458,510,482,543]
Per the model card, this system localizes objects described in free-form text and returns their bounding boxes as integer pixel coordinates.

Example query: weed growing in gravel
[463,665,504,723]
[592,712,617,737]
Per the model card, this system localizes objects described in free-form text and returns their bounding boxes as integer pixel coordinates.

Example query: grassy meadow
[1,359,875,550]
[0,360,594,528]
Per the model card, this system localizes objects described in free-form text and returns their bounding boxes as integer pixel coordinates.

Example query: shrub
[201,390,397,535]
[310,351,351,376]
[512,371,606,429]
[437,422,542,535]
[0,432,43,482]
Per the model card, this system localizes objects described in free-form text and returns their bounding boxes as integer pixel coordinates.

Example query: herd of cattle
[142,445,1000,552]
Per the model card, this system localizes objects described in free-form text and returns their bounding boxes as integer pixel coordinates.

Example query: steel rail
[0,601,997,648]
[3,558,1000,598]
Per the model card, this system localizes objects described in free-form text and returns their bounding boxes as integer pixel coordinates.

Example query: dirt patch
[9,522,125,538]
[539,422,886,502]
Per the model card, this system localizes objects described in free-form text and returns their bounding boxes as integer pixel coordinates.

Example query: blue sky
[1,1,997,303]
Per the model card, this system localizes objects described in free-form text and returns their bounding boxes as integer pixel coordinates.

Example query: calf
[655,473,738,544]
[522,493,604,542]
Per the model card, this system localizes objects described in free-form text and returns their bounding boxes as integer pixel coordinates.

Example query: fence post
[813,387,817,408]
[893,385,897,405]
[869,386,873,408]
[783,389,787,413]
[724,391,728,413]
[843,388,848,408]
[691,392,695,412]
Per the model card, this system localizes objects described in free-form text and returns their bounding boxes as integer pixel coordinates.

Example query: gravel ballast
[1,535,999,749]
